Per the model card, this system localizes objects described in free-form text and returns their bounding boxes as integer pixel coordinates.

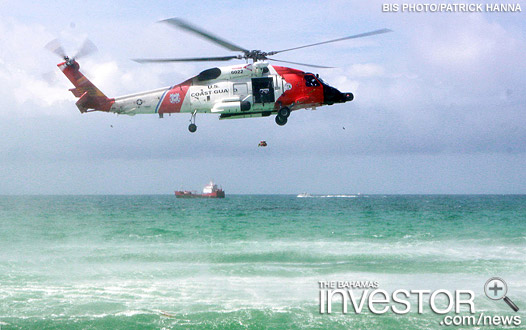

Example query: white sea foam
[115,310,150,317]
[169,238,526,262]
[2,271,525,318]
[1,195,524,326]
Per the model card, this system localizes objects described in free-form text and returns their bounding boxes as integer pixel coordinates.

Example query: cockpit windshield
[304,74,320,87]
[315,75,333,87]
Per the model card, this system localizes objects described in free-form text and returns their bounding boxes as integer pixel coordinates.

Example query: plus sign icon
[484,277,519,312]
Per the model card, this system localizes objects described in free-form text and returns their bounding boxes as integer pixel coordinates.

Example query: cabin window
[304,74,320,87]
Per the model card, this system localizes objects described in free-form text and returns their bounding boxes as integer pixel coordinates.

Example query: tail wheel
[275,115,287,126]
[278,107,290,118]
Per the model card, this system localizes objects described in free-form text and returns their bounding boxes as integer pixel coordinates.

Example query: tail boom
[58,60,114,113]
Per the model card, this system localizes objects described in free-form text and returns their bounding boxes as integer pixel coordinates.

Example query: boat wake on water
[297,193,359,198]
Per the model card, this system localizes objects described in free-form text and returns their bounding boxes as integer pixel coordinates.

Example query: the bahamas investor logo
[318,278,521,327]
[318,280,475,315]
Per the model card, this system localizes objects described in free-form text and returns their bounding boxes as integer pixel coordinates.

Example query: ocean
[0,195,524,329]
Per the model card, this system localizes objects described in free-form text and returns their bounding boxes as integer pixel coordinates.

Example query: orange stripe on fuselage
[158,79,192,114]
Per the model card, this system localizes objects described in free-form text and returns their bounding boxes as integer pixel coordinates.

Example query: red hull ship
[175,181,225,198]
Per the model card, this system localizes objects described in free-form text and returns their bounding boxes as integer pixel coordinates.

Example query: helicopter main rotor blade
[271,28,392,55]
[161,18,248,53]
[74,38,98,60]
[268,58,334,69]
[45,38,67,58]
[133,55,240,63]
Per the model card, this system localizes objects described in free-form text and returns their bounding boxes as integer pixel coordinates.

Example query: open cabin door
[251,77,275,104]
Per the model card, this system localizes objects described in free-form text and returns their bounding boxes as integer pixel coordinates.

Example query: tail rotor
[45,38,98,65]
[44,38,67,59]
[73,39,98,60]
[45,37,112,113]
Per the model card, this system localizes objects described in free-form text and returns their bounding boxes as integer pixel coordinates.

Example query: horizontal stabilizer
[75,91,92,113]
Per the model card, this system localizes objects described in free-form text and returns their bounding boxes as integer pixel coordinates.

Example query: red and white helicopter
[48,18,390,133]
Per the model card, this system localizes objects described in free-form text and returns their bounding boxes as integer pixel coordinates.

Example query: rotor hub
[242,50,270,61]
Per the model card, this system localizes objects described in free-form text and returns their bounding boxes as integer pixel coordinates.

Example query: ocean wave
[2,195,525,329]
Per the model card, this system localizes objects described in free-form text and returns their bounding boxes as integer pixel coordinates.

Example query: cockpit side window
[304,74,320,87]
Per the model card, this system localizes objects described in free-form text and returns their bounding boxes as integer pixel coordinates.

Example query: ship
[175,181,225,198]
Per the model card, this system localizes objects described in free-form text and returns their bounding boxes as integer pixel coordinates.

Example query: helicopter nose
[323,85,354,104]
[343,92,354,102]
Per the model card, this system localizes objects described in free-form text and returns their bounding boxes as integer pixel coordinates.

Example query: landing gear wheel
[275,115,288,126]
[188,110,197,133]
[278,107,290,118]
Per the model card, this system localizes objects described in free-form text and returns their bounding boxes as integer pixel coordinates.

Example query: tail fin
[58,59,114,113]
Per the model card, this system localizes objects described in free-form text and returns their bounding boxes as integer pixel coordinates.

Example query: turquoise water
[0,195,525,329]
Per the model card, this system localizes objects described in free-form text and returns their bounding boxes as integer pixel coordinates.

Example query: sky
[0,0,525,194]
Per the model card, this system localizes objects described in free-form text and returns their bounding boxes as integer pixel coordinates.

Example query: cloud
[0,17,195,118]
[311,11,526,156]
[1,10,525,159]
[0,6,524,159]
[0,1,525,194]
[414,14,515,68]
[0,19,73,116]
[346,63,385,78]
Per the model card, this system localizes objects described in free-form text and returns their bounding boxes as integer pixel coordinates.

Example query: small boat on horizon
[297,193,312,198]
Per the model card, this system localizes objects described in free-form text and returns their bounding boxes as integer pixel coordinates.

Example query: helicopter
[48,18,391,133]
